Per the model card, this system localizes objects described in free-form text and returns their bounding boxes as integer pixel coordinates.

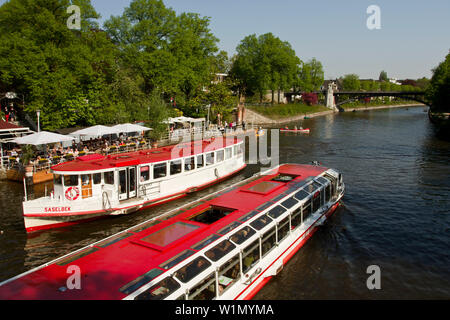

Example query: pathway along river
[0,106,449,299]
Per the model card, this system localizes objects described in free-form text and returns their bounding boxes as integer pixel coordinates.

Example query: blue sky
[2,0,450,79]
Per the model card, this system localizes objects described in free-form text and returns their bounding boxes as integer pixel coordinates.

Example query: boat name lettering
[44,207,72,213]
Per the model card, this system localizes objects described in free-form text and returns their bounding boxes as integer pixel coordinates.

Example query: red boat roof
[52,137,241,173]
[0,164,328,300]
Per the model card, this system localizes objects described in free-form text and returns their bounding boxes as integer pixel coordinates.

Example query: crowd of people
[5,134,148,170]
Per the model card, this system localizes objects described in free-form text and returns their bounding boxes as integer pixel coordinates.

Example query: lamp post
[36,110,41,132]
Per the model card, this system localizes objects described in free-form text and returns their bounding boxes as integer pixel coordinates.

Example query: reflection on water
[1,106,449,299]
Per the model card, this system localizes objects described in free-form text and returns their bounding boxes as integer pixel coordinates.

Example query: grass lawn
[247,103,330,119]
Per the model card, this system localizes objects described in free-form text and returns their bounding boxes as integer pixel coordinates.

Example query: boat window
[277,217,290,242]
[134,276,180,300]
[242,240,260,274]
[291,207,302,229]
[271,193,289,203]
[159,249,196,270]
[325,184,331,203]
[104,171,114,185]
[225,147,232,160]
[185,157,195,172]
[93,173,101,184]
[174,257,212,283]
[281,196,298,209]
[230,226,256,245]
[81,174,91,186]
[250,214,273,230]
[233,145,238,156]
[255,201,274,212]
[306,182,322,193]
[54,174,62,185]
[153,163,167,179]
[267,205,286,220]
[218,254,240,296]
[170,160,182,175]
[261,227,276,257]
[140,166,150,182]
[216,149,224,162]
[238,143,244,155]
[191,234,221,251]
[303,200,312,221]
[205,239,236,262]
[188,272,216,300]
[316,177,328,185]
[119,170,127,195]
[217,221,241,235]
[294,190,310,201]
[197,154,204,168]
[64,175,79,187]
[120,268,164,295]
[238,210,259,222]
[205,152,214,166]
[142,222,200,248]
[188,206,236,225]
[325,173,338,199]
[312,190,321,212]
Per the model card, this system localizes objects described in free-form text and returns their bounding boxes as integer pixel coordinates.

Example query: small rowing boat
[279,128,310,133]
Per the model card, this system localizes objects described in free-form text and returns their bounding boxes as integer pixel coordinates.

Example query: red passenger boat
[0,163,345,300]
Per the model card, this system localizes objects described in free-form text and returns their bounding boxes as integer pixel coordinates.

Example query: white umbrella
[69,125,120,137]
[12,131,75,146]
[112,123,152,133]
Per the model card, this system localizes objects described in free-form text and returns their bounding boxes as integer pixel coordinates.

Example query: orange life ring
[65,187,80,201]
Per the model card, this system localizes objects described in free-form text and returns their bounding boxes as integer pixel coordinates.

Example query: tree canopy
[230,33,301,103]
[426,51,450,112]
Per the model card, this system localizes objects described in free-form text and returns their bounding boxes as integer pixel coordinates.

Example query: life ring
[65,187,80,201]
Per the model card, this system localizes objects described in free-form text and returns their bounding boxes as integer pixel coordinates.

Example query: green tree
[379,70,388,82]
[230,33,301,104]
[426,52,450,112]
[296,58,324,93]
[0,0,119,130]
[341,74,361,91]
[104,0,218,104]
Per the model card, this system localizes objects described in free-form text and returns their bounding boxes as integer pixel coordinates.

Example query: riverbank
[244,103,426,125]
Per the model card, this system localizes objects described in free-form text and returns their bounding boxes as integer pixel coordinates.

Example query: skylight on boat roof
[241,181,283,195]
[140,222,200,248]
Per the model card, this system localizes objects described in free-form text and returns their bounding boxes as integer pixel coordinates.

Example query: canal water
[0,106,449,299]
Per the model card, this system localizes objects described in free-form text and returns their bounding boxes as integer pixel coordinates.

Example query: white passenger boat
[22,137,246,232]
